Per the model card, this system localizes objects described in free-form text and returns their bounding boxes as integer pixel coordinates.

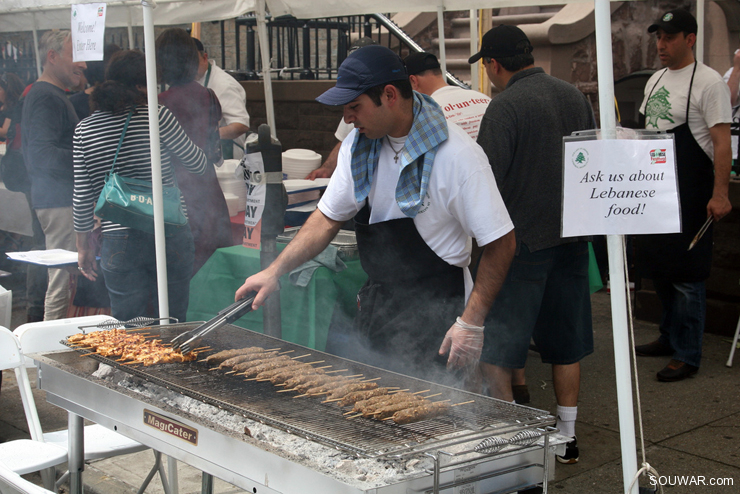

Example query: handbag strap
[108,110,134,175]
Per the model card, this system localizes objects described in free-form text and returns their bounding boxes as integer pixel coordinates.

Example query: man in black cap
[635,9,732,382]
[404,52,491,140]
[237,45,515,385]
[470,24,595,464]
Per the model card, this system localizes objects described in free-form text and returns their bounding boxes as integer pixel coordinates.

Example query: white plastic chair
[0,326,68,490]
[0,460,57,494]
[13,315,171,493]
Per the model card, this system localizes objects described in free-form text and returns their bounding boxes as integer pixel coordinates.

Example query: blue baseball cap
[316,45,408,106]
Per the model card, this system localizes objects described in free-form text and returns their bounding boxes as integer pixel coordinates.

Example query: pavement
[1,289,739,494]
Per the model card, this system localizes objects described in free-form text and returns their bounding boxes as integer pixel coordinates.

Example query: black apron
[636,63,714,282]
[333,203,465,381]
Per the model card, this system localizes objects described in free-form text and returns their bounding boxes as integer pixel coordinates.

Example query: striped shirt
[73,104,207,233]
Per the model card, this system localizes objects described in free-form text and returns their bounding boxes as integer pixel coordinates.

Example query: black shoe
[635,339,673,357]
[556,437,579,464]
[656,360,698,382]
[512,384,530,405]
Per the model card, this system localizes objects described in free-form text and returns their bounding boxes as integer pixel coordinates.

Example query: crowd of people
[1,27,249,323]
[0,7,732,469]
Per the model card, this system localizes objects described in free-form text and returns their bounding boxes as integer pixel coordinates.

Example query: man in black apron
[636,9,732,382]
[236,46,516,385]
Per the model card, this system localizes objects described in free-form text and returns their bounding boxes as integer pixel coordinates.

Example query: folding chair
[13,316,171,494]
[0,326,68,491]
[0,461,57,494]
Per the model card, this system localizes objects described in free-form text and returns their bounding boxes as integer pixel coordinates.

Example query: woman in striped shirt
[73,50,208,322]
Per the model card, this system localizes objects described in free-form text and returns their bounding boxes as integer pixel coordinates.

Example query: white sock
[556,405,577,438]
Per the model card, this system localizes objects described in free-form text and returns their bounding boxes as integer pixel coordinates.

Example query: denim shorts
[480,242,594,368]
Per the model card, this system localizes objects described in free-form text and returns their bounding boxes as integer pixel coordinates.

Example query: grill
[61,322,554,460]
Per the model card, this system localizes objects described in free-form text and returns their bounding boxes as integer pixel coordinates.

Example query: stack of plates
[216,160,246,215]
[284,178,330,206]
[282,149,321,180]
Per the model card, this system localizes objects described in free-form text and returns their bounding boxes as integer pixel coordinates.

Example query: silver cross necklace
[386,136,404,164]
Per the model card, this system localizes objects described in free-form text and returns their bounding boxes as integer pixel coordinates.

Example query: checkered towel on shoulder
[350,91,448,217]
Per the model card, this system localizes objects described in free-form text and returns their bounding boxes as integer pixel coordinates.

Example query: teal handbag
[94,110,188,236]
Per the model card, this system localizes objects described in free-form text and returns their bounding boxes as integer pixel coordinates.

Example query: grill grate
[64,323,554,458]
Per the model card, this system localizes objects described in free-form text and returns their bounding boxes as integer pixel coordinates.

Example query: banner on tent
[240,152,266,250]
[561,132,680,237]
[71,3,106,62]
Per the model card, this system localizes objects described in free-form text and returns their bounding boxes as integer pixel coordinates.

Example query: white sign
[71,3,106,62]
[239,152,267,249]
[561,138,680,237]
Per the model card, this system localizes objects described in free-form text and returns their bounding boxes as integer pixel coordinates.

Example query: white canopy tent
[0,2,641,492]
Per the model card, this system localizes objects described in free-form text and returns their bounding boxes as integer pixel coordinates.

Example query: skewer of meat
[328,387,392,406]
[217,351,280,370]
[323,381,379,400]
[350,391,425,413]
[253,362,323,381]
[384,401,452,424]
[203,346,276,365]
[239,357,311,377]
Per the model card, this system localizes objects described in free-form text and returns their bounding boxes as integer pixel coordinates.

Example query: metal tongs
[171,292,257,354]
[688,216,713,251]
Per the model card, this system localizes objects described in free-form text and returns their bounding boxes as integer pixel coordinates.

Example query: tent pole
[594,1,639,493]
[127,7,135,49]
[32,13,41,79]
[256,0,276,137]
[696,0,705,63]
[141,1,169,324]
[469,9,478,91]
[142,3,179,491]
[436,6,447,78]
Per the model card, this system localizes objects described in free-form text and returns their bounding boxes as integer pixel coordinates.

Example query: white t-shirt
[318,122,514,297]
[198,60,250,159]
[640,62,731,160]
[335,119,354,141]
[430,86,491,140]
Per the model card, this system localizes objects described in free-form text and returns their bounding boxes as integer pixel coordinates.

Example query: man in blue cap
[236,45,515,385]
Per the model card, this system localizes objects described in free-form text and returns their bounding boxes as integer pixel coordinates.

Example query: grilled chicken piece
[389,402,451,424]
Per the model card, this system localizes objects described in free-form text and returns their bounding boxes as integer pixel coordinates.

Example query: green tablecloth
[187,245,367,351]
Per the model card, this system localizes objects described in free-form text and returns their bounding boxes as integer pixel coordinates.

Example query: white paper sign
[71,3,106,62]
[561,138,680,237]
[239,153,267,249]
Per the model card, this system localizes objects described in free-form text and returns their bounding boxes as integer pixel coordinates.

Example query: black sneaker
[556,437,579,464]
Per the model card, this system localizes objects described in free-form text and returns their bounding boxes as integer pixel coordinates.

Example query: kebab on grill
[351,391,425,413]
[218,351,280,370]
[325,381,380,400]
[334,387,392,407]
[204,346,273,366]
[387,401,452,424]
[238,356,308,377]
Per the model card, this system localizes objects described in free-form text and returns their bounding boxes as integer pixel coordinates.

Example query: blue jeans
[653,279,705,368]
[100,227,194,323]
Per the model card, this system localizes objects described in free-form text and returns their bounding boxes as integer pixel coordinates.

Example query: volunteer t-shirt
[430,86,491,140]
[640,61,731,160]
[319,122,513,269]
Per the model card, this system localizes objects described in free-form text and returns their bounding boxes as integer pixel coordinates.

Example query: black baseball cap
[192,37,205,52]
[316,45,407,106]
[404,52,441,76]
[648,10,698,35]
[468,25,533,64]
